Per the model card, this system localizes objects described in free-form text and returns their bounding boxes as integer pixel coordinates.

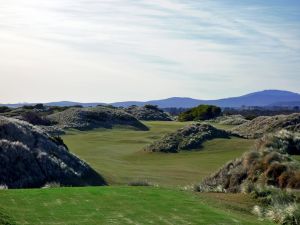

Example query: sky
[0,0,300,103]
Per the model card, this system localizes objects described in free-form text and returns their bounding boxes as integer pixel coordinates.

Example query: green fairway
[0,186,273,225]
[0,121,264,225]
[63,121,254,186]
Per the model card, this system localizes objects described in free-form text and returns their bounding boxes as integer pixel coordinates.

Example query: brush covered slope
[197,130,300,193]
[125,105,172,121]
[145,123,229,153]
[231,113,300,138]
[0,116,106,188]
[0,105,55,126]
[48,106,148,131]
[210,115,249,125]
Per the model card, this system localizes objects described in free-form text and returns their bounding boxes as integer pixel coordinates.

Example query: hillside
[197,130,300,193]
[0,116,106,188]
[124,105,172,121]
[48,106,148,131]
[231,113,300,138]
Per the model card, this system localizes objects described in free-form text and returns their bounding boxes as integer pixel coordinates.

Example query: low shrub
[251,186,299,225]
[178,105,221,122]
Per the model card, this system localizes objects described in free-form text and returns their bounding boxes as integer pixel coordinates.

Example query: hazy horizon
[1,0,300,103]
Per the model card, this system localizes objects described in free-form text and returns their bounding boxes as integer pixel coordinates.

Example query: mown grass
[63,121,254,186]
[0,121,269,225]
[0,186,273,225]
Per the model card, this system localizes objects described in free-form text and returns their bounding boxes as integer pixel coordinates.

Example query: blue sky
[0,0,299,103]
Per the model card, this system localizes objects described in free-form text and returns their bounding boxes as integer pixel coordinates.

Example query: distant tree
[178,105,221,122]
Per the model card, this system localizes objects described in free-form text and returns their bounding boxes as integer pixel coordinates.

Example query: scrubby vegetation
[223,107,300,120]
[178,105,221,122]
[125,105,172,121]
[0,116,106,188]
[145,123,229,153]
[196,130,300,224]
[232,113,300,138]
[197,130,300,193]
[210,115,249,125]
[250,186,300,224]
[18,111,54,126]
[161,107,188,116]
[48,106,149,131]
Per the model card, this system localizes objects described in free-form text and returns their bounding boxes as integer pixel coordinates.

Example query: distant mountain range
[112,90,300,108]
[1,90,300,109]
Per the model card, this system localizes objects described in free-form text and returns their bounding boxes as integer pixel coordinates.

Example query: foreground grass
[63,121,254,186]
[0,186,273,225]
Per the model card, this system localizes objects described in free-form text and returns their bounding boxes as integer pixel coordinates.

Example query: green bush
[178,105,221,121]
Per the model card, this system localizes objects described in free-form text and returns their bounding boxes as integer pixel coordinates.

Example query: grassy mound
[0,116,106,188]
[125,105,172,121]
[145,123,229,153]
[48,106,148,131]
[0,186,272,225]
[197,130,300,193]
[231,113,300,138]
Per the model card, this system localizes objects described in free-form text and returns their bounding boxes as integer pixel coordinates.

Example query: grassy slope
[63,121,254,186]
[0,187,273,225]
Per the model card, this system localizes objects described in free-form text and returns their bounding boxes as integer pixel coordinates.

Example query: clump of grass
[0,185,8,190]
[128,180,155,187]
[196,130,300,193]
[251,186,299,225]
[43,182,61,188]
[196,130,300,224]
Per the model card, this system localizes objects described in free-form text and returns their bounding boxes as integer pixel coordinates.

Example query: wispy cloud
[0,0,299,102]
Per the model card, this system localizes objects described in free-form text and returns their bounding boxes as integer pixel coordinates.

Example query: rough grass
[62,121,254,186]
[0,186,273,225]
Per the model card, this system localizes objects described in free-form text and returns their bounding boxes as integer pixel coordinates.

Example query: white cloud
[0,0,299,103]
